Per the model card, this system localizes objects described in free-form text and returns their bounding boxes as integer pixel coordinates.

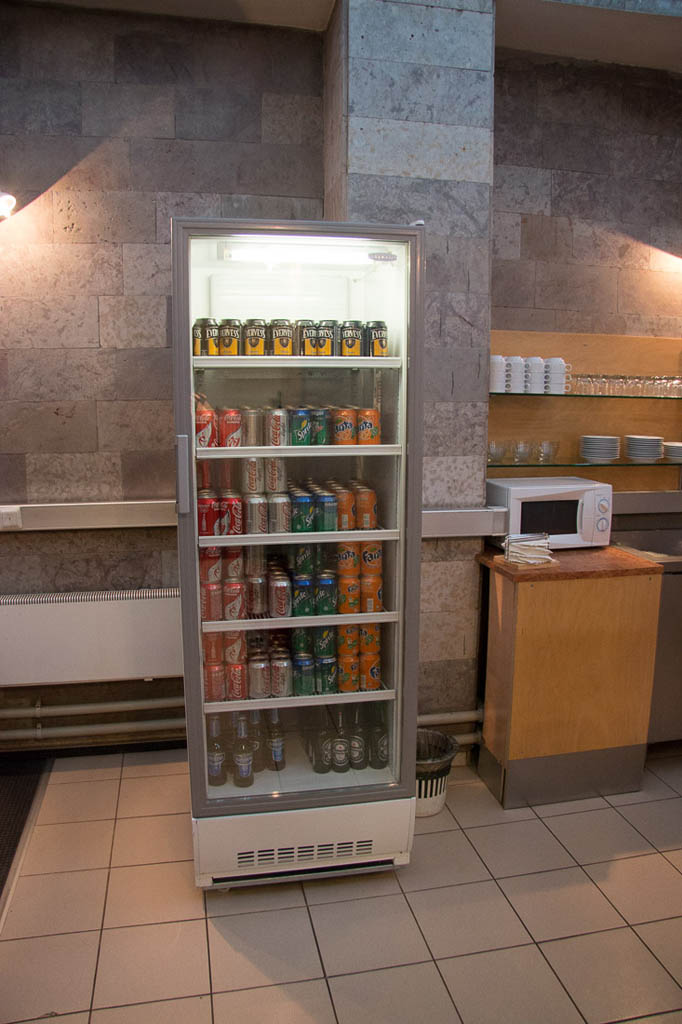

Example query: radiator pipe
[0,697,185,719]
[0,718,185,741]
[417,709,483,727]
[451,731,482,746]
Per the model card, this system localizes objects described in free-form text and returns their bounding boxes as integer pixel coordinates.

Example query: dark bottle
[249,709,265,773]
[266,707,286,771]
[369,704,389,769]
[312,709,332,774]
[331,706,350,773]
[206,714,227,787]
[233,715,254,787]
[347,705,369,770]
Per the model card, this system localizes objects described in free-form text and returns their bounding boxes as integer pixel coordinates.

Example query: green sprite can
[292,575,315,617]
[313,626,336,658]
[310,408,330,446]
[315,572,338,615]
[291,626,313,656]
[314,492,338,532]
[293,544,315,575]
[313,543,328,573]
[315,656,338,695]
[293,655,315,696]
[290,408,312,446]
[292,493,314,533]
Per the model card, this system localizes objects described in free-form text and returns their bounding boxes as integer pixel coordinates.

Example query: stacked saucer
[625,435,663,462]
[664,441,682,462]
[580,435,620,463]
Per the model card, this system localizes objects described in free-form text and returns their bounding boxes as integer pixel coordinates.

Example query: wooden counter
[478,545,663,583]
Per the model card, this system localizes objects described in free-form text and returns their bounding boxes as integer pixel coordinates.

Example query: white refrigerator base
[193,797,416,889]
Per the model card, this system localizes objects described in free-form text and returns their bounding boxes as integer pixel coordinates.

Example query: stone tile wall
[493,51,682,336]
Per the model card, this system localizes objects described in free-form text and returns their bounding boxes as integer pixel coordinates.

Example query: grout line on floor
[87,757,123,1024]
[301,878,340,1024]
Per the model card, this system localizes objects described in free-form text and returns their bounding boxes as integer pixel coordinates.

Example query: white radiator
[0,589,183,687]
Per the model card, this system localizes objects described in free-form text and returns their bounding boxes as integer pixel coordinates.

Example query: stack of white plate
[663,441,682,462]
[625,435,663,462]
[580,435,620,463]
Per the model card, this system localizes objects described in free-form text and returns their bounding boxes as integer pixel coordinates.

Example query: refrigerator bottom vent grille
[236,839,374,868]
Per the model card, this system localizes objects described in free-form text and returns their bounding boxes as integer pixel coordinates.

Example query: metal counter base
[478,743,647,809]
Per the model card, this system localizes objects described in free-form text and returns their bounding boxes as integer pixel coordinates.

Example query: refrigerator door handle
[176,434,191,515]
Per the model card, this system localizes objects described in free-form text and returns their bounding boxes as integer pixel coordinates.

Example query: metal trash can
[415,729,459,817]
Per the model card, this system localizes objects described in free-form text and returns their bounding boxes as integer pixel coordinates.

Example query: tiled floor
[2,749,682,1024]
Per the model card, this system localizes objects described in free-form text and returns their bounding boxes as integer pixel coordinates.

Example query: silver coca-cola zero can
[265,408,289,447]
[246,575,268,617]
[245,544,266,575]
[203,662,226,702]
[271,655,293,697]
[223,629,247,663]
[243,494,268,534]
[226,662,248,700]
[222,579,246,621]
[268,493,291,533]
[222,547,244,579]
[265,457,287,493]
[200,581,223,622]
[269,575,292,618]
[248,657,271,699]
[241,457,265,494]
[241,408,263,447]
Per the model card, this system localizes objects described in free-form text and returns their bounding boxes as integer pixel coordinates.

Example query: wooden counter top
[478,545,663,582]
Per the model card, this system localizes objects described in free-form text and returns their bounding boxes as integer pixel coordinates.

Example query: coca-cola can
[248,657,271,699]
[223,629,247,663]
[217,460,233,491]
[222,547,244,579]
[246,575,268,617]
[265,457,287,493]
[271,655,293,697]
[196,460,212,491]
[226,661,248,700]
[265,408,290,447]
[195,404,217,448]
[200,582,223,622]
[221,492,243,535]
[241,408,263,447]
[203,662,225,702]
[223,579,246,621]
[197,490,220,536]
[269,575,292,618]
[243,494,268,535]
[218,408,241,448]
[245,544,266,575]
[202,631,223,663]
[199,547,222,583]
[241,457,265,494]
[268,493,291,534]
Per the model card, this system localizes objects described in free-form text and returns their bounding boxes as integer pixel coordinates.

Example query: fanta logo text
[335,420,354,434]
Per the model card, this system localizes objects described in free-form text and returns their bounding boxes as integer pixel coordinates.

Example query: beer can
[196,460,212,491]
[360,575,383,613]
[336,489,356,531]
[247,631,268,658]
[193,318,218,356]
[315,656,338,694]
[223,629,247,663]
[295,319,317,357]
[340,320,363,357]
[241,408,263,447]
[220,492,243,536]
[223,579,246,621]
[357,408,381,445]
[290,409,312,446]
[271,655,293,697]
[218,408,242,448]
[269,576,292,618]
[268,493,291,534]
[243,494,268,535]
[292,493,314,533]
[192,319,203,356]
[245,575,267,617]
[200,581,223,622]
[360,622,381,654]
[197,490,220,536]
[366,320,388,357]
[241,457,264,494]
[337,624,360,656]
[199,547,222,583]
[269,318,293,357]
[222,546,244,579]
[195,402,217,448]
[265,456,287,493]
[314,492,338,532]
[216,460,233,492]
[248,657,271,698]
[218,319,241,357]
[313,626,336,658]
[315,320,337,357]
[356,488,378,529]
[338,654,360,692]
[226,661,248,700]
[293,575,314,617]
[244,318,266,356]
[332,408,357,445]
[337,576,361,614]
[293,654,315,696]
[360,652,382,690]
[204,662,225,702]
[291,626,313,656]
[310,408,330,446]
[245,544,266,575]
[336,542,360,576]
[264,408,289,447]
[360,541,382,575]
[315,572,338,615]
[292,544,314,575]
[202,631,223,664]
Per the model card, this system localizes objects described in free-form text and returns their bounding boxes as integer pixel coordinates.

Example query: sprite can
[290,408,312,446]
[292,544,315,575]
[315,656,338,695]
[293,655,315,696]
[292,493,314,533]
[315,572,338,615]
[293,575,315,616]
[315,492,338,532]
[310,408,330,446]
[313,626,336,658]
[291,626,313,656]
[313,544,328,573]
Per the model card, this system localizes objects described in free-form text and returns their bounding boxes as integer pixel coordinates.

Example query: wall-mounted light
[0,192,17,218]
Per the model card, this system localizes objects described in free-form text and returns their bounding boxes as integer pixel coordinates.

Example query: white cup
[544,358,572,372]
[525,357,545,372]
[525,379,545,394]
[506,356,525,369]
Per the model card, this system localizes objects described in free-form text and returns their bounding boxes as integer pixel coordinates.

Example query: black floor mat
[0,758,47,897]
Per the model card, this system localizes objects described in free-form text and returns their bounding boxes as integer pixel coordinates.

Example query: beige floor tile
[625,1014,682,1024]
[303,869,401,905]
[414,805,460,834]
[499,866,624,941]
[104,861,204,928]
[618,798,682,852]
[21,819,114,875]
[465,819,575,878]
[533,796,609,817]
[665,848,682,872]
[330,962,460,1024]
[2,869,108,939]
[122,747,188,778]
[446,781,536,828]
[111,813,193,866]
[647,757,682,795]
[91,994,212,1023]
[448,765,479,783]
[117,774,190,818]
[206,881,305,918]
[541,927,682,1023]
[0,931,100,1024]
[439,943,583,1024]
[544,808,656,864]
[310,894,429,976]
[636,918,682,987]
[607,769,679,806]
[585,853,682,924]
[208,907,322,992]
[408,879,531,958]
[19,1016,89,1024]
[397,830,490,892]
[50,753,122,785]
[93,920,210,1008]
[213,980,336,1024]
[36,779,119,825]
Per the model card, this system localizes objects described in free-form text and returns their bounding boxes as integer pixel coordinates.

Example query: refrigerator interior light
[220,242,382,267]
[0,192,16,218]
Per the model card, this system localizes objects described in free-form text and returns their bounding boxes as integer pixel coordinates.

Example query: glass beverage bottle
[233,715,254,787]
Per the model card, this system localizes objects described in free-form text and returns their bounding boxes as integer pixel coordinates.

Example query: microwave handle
[577,497,584,534]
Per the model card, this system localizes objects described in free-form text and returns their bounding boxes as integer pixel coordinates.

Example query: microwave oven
[486,477,613,549]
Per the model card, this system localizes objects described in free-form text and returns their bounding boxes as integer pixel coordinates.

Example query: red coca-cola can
[217,461,233,491]
[200,582,223,622]
[195,401,217,448]
[222,547,244,579]
[221,492,243,535]
[226,661,248,700]
[223,629,247,663]
[223,579,246,621]
[199,547,222,583]
[196,461,212,490]
[218,408,242,448]
[203,662,225,702]
[197,490,220,536]
[202,631,223,664]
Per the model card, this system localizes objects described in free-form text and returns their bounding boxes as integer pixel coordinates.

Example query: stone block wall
[493,51,682,336]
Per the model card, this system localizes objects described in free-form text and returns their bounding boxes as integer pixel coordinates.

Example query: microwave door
[519,498,581,540]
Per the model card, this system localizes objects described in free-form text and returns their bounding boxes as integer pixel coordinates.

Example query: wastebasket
[415,729,459,817]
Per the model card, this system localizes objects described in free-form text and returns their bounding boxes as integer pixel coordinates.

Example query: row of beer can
[199,571,383,622]
[196,402,381,449]
[199,541,382,584]
[193,318,388,358]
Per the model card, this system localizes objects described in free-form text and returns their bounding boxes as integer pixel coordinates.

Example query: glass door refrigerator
[172,219,424,888]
